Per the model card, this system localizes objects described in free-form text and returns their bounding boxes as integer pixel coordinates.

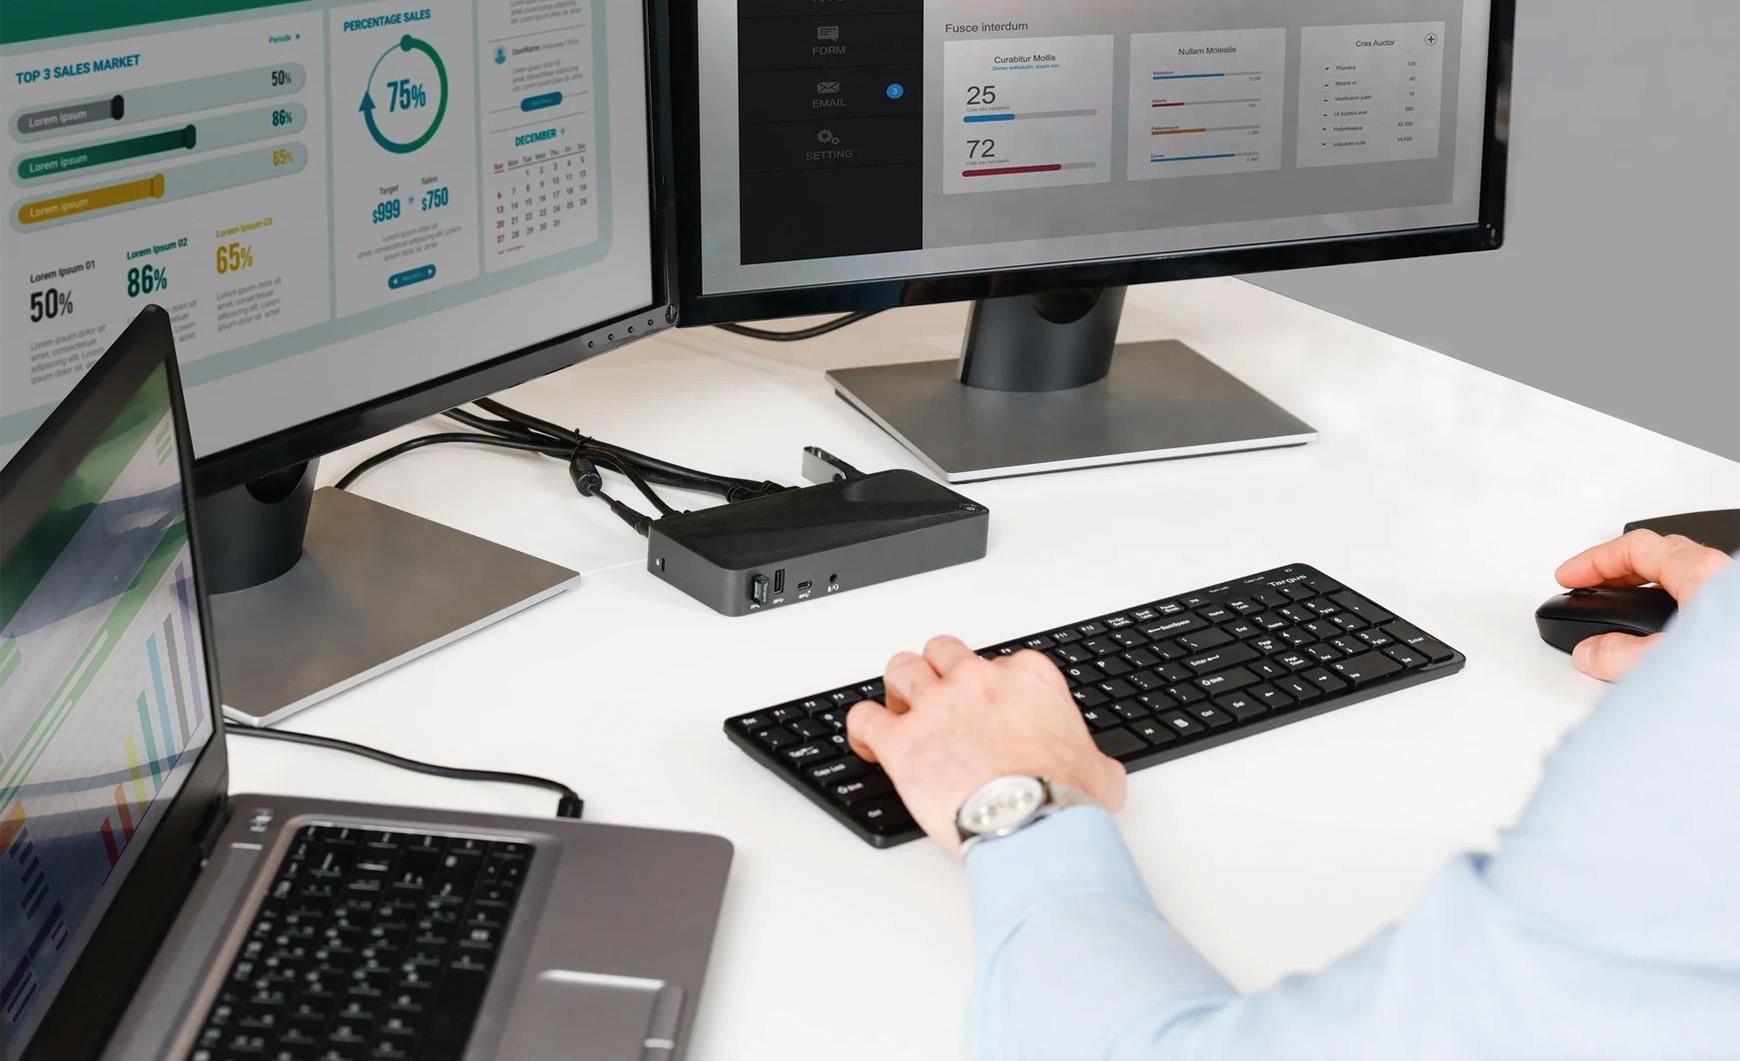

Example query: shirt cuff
[965,804,1154,956]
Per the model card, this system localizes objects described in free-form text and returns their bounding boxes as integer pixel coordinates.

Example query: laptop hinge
[193,796,231,862]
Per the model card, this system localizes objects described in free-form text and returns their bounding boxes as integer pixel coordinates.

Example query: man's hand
[845,637,1126,858]
[1555,529,1732,681]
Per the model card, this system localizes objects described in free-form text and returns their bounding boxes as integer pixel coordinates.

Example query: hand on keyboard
[846,636,1127,858]
[1555,530,1732,681]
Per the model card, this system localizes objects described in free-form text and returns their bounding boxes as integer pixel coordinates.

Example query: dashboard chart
[1126,29,1285,180]
[2,0,645,461]
[1298,22,1447,167]
[941,35,1113,194]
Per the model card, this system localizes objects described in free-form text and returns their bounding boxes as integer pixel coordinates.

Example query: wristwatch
[955,775,1095,855]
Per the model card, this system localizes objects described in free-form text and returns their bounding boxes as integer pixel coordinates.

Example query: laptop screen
[0,359,213,1057]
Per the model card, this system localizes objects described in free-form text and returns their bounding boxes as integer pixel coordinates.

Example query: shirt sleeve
[965,558,1740,1061]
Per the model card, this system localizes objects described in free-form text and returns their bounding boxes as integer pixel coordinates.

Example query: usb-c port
[797,580,813,592]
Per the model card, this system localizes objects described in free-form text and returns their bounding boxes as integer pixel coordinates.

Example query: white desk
[226,277,1740,1060]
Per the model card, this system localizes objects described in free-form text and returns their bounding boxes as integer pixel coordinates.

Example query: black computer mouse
[1534,587,1678,653]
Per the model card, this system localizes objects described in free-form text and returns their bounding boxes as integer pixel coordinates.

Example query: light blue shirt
[966,558,1740,1060]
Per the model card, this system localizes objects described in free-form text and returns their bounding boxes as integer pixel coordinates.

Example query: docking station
[647,448,989,616]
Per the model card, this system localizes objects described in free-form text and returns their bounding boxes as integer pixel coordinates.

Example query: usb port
[773,569,785,594]
[797,580,813,592]
[750,575,770,605]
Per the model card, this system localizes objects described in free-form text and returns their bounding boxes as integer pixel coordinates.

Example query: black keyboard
[725,564,1464,848]
[191,825,534,1061]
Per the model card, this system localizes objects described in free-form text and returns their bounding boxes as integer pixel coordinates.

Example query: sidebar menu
[737,0,923,266]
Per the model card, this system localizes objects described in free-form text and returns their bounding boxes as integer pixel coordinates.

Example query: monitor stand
[197,463,578,727]
[827,286,1316,483]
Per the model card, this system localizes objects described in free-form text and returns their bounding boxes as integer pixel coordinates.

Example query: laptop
[1,307,733,1061]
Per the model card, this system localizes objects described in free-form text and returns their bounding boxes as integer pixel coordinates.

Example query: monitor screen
[693,0,1494,296]
[0,0,653,463]
[0,359,212,1059]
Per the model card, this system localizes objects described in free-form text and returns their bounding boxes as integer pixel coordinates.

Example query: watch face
[959,776,1046,837]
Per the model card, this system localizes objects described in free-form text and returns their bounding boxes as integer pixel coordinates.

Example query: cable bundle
[336,398,786,535]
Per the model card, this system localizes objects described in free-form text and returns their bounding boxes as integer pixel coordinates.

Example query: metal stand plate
[210,487,578,726]
[828,340,1317,483]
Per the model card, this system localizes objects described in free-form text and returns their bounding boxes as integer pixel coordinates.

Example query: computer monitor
[0,0,671,720]
[674,1,1514,481]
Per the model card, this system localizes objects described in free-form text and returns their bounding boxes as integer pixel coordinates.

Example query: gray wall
[1248,0,1740,460]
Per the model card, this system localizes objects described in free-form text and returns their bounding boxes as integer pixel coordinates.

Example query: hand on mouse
[845,637,1126,858]
[1554,530,1732,681]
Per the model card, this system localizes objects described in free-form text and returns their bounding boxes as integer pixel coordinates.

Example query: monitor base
[828,340,1317,483]
[209,486,577,727]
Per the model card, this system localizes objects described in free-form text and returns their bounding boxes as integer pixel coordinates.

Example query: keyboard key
[1329,651,1402,687]
[1194,667,1258,695]
[1174,627,1233,652]
[1097,678,1138,700]
[1382,645,1429,669]
[806,758,869,786]
[1164,682,1207,705]
[755,727,797,751]
[1248,684,1296,711]
[1080,706,1121,731]
[1093,727,1148,760]
[1141,614,1207,640]
[1189,704,1235,728]
[1112,699,1151,721]
[852,797,915,836]
[1301,667,1348,695]
[1131,719,1177,746]
[1122,647,1162,669]
[789,717,830,741]
[1214,692,1267,721]
[1182,643,1258,674]
[1072,686,1109,709]
[1098,656,1134,678]
[781,742,835,767]
[1382,622,1456,663]
[1156,711,1204,736]
[1331,591,1395,625]
[1138,691,1179,713]
[828,775,893,805]
[1062,663,1105,685]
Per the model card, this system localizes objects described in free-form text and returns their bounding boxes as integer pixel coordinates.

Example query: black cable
[227,726,583,819]
[471,399,779,501]
[716,309,883,343]
[336,432,565,489]
[336,422,673,519]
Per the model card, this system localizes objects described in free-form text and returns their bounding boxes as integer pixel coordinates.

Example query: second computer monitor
[676,2,1512,481]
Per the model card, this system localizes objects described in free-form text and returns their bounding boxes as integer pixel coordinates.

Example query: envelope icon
[817,80,841,94]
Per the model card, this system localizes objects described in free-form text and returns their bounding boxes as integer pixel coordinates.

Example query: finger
[846,700,896,762]
[883,651,940,715]
[998,649,1069,694]
[1556,530,1731,601]
[923,635,979,676]
[1571,631,1662,682]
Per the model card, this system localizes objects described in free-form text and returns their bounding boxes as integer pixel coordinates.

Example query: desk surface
[226,277,1740,1060]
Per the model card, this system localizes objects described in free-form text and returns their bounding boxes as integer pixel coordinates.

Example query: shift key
[1194,666,1259,695]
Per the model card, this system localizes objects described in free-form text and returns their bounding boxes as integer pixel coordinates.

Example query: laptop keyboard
[191,825,533,1061]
